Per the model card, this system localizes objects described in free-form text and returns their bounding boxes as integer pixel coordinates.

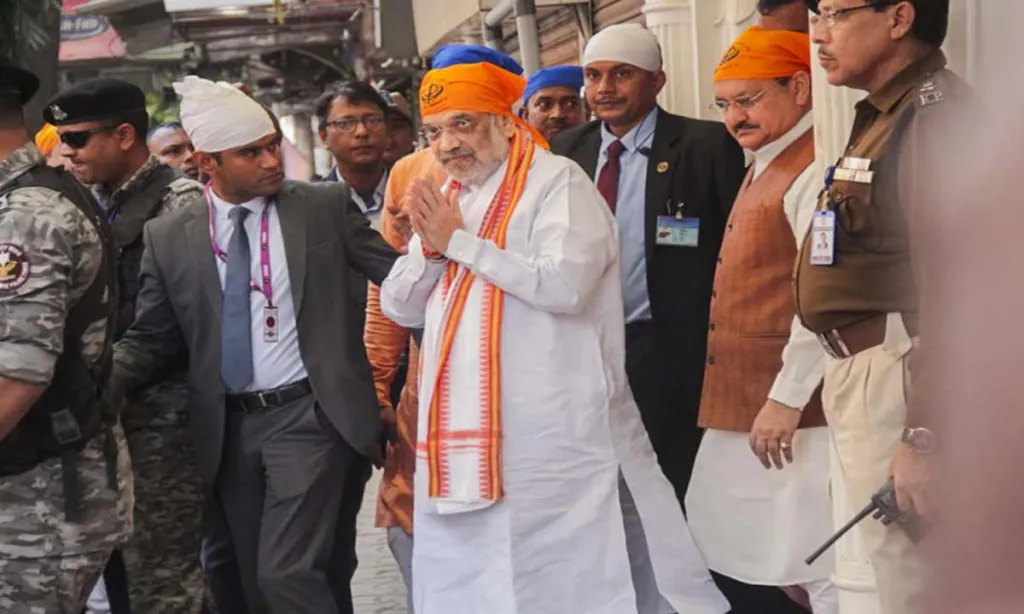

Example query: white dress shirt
[753,111,828,410]
[209,190,308,391]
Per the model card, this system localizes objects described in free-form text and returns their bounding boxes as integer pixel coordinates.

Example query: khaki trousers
[822,314,926,614]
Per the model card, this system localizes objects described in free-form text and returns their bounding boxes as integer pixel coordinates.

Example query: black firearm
[805,479,929,566]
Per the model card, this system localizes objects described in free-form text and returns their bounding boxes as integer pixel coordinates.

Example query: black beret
[804,0,819,13]
[44,77,146,125]
[0,57,40,105]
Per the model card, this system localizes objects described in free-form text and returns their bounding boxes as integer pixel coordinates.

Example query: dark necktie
[221,207,254,392]
[597,139,626,212]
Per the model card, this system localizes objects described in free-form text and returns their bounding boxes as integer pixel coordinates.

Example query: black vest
[106,164,179,339]
[0,162,117,519]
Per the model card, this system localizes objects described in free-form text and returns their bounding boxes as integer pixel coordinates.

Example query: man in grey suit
[110,76,398,614]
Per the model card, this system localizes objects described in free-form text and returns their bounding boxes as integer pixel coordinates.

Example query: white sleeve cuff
[768,374,818,410]
[445,229,482,267]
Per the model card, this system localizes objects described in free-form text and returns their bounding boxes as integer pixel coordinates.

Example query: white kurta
[686,112,835,586]
[381,148,728,614]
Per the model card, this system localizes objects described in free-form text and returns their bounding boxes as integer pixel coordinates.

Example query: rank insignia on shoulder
[918,76,944,106]
[0,243,30,291]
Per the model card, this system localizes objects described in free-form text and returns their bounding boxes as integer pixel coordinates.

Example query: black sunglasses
[58,125,117,149]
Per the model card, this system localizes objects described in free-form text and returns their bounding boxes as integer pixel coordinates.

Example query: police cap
[0,57,40,105]
[44,77,146,125]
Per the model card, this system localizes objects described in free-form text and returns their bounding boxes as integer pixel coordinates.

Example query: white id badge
[655,216,699,247]
[263,306,280,343]
[809,211,836,266]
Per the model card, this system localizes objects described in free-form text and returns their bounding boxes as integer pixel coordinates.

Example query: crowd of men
[0,0,963,612]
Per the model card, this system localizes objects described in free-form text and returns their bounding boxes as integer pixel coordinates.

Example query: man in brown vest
[796,0,962,611]
[686,26,837,614]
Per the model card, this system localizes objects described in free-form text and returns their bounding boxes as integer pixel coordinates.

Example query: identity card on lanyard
[809,210,836,266]
[205,185,280,342]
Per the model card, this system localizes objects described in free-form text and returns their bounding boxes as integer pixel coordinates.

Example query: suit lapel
[576,127,602,179]
[644,111,684,260]
[276,184,307,314]
[185,204,223,322]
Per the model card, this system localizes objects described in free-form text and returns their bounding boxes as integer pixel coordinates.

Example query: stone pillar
[642,0,699,117]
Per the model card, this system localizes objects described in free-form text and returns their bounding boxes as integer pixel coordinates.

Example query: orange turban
[714,26,811,83]
[34,123,59,156]
[419,62,548,149]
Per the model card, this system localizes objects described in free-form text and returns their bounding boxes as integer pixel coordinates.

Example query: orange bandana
[34,123,59,157]
[419,62,549,149]
[714,26,811,82]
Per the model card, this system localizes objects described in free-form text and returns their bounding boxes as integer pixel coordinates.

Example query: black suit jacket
[550,109,747,431]
[112,180,398,484]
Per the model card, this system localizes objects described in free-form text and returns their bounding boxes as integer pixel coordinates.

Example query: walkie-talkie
[805,479,929,566]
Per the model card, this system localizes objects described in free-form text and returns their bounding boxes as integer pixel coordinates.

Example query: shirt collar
[0,143,44,190]
[865,50,948,115]
[750,110,815,177]
[600,107,659,155]
[209,188,267,220]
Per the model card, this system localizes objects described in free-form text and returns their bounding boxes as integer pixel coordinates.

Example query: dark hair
[315,81,389,127]
[147,120,183,140]
[108,110,150,148]
[756,0,802,14]
[873,0,949,47]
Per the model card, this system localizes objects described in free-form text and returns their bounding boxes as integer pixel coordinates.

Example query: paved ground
[352,470,409,614]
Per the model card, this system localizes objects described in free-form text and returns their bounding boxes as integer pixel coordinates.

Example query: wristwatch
[901,427,938,454]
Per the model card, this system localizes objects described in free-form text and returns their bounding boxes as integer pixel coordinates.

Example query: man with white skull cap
[551,23,808,614]
[110,75,399,614]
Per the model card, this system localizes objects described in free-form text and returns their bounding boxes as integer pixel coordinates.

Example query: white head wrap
[583,23,663,72]
[173,75,276,153]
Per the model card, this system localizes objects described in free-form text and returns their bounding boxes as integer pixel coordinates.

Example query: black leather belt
[226,378,312,413]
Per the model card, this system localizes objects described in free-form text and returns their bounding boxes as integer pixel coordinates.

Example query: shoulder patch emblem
[918,75,944,106]
[0,244,30,291]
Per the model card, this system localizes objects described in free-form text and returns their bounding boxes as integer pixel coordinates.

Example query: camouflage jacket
[96,155,202,432]
[0,143,133,558]
[92,154,202,218]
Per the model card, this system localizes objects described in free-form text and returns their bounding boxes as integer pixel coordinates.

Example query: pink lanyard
[205,184,275,308]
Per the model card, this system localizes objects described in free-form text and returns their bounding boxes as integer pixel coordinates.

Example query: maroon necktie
[596,140,626,212]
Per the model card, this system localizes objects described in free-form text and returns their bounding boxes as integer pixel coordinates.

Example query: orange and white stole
[423,127,537,512]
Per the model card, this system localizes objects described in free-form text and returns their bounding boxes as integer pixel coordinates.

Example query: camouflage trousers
[121,425,205,614]
[0,548,112,614]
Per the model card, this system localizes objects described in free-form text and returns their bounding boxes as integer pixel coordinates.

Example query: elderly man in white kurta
[379,62,728,614]
[685,26,837,613]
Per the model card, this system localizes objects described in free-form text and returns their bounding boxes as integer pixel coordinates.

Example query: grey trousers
[216,394,360,614]
[387,527,414,612]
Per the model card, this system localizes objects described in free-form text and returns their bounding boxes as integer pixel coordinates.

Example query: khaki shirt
[795,51,965,330]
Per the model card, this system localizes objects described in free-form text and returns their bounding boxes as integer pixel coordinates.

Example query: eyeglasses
[324,115,387,133]
[709,90,766,114]
[419,116,479,143]
[811,2,895,28]
[58,125,116,149]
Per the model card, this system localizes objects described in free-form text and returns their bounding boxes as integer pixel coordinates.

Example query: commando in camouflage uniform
[96,155,209,614]
[0,143,134,613]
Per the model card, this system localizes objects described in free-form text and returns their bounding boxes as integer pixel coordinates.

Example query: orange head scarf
[34,123,59,157]
[714,26,811,82]
[418,62,549,150]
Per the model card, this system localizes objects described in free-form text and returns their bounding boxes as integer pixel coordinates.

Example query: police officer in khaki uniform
[45,79,207,613]
[796,1,962,611]
[0,57,133,612]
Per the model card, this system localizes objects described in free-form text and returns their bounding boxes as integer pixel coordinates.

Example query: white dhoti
[686,428,834,586]
[382,149,726,614]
